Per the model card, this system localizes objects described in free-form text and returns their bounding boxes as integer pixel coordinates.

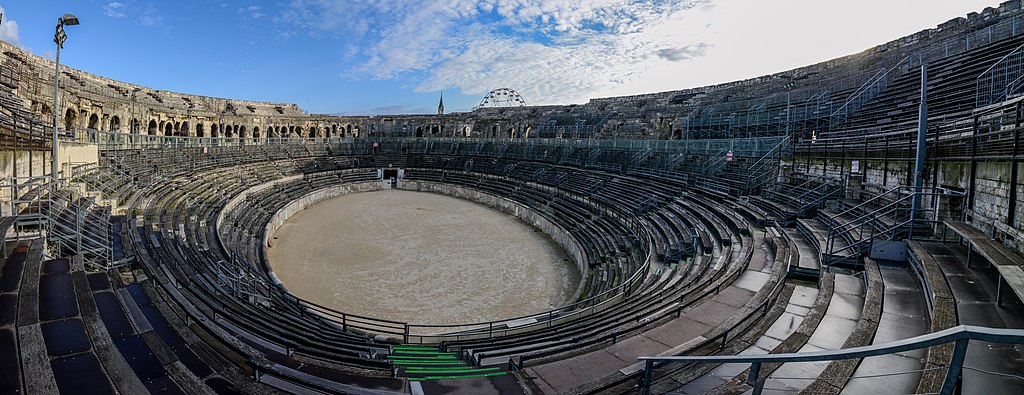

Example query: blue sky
[0,1,1000,115]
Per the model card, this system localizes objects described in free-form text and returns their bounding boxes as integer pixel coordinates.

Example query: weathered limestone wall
[0,149,48,180]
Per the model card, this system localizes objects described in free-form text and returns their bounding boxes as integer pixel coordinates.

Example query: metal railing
[637,325,1024,395]
[821,186,966,267]
[830,57,910,128]
[976,42,1024,108]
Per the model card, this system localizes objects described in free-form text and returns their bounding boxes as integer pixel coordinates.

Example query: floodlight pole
[51,14,79,196]
[911,65,928,226]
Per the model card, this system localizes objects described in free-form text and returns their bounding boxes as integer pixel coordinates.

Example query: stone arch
[295,126,304,137]
[238,125,247,138]
[110,115,121,132]
[224,125,233,138]
[310,127,318,137]
[164,122,173,136]
[40,104,52,118]
[253,127,260,139]
[130,118,140,134]
[181,121,190,136]
[148,119,158,135]
[64,108,77,131]
[88,113,100,130]
[415,126,423,137]
[196,123,205,137]
[210,124,219,138]
[464,126,471,136]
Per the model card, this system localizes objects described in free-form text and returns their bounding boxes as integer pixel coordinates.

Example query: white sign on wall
[851,160,860,174]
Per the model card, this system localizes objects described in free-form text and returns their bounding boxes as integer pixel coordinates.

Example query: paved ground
[267,190,579,326]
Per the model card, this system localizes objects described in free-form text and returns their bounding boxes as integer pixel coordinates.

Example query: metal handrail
[638,325,1024,395]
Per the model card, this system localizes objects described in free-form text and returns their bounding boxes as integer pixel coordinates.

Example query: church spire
[437,92,445,115]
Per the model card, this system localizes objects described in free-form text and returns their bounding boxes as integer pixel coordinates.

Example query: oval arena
[2,3,1024,395]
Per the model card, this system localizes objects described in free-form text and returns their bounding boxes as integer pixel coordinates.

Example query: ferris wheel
[476,88,527,109]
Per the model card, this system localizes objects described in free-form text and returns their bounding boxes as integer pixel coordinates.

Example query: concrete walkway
[922,241,1024,395]
[757,273,864,393]
[840,261,928,394]
[523,231,775,394]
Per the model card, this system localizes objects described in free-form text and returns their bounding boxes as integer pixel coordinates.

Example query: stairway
[390,345,507,382]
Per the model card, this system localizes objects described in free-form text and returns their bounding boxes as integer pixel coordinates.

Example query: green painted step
[405,367,501,375]
[407,371,508,381]
[389,360,467,366]
[391,350,458,356]
[388,354,458,360]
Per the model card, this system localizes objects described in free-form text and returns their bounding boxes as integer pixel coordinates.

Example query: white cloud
[278,0,999,106]
[280,0,710,104]
[105,2,127,18]
[0,5,23,48]
[239,5,264,19]
[103,1,164,28]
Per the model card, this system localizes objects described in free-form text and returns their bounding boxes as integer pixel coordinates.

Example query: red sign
[725,150,734,162]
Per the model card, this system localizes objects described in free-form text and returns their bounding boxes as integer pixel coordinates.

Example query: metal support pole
[749,362,764,394]
[51,32,62,197]
[912,65,928,229]
[939,339,970,395]
[639,360,654,395]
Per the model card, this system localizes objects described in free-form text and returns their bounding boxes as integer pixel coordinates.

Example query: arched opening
[239,125,247,138]
[310,127,318,137]
[332,125,338,136]
[196,123,205,137]
[253,127,261,140]
[224,125,233,138]
[288,126,295,135]
[415,126,424,137]
[211,124,219,137]
[181,122,190,136]
[464,126,471,137]
[130,118,140,134]
[64,108,77,131]
[671,129,682,140]
[110,116,121,132]
[148,120,158,135]
[164,122,173,136]
[295,126,304,137]
[346,124,352,135]
[432,125,441,135]
[40,104,52,118]
[88,114,100,130]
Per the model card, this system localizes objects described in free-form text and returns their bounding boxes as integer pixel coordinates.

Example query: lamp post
[130,87,140,146]
[51,13,80,194]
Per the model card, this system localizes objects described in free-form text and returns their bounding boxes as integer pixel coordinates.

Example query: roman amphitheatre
[1,3,1024,395]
